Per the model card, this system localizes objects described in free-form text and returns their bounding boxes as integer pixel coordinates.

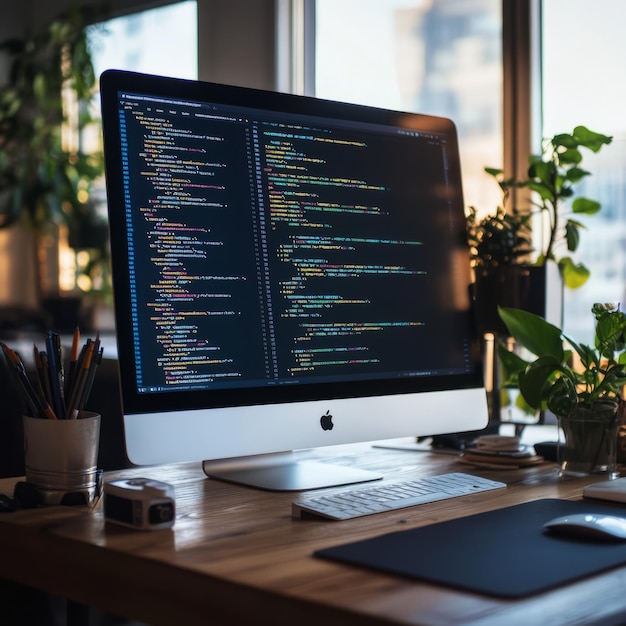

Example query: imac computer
[100,69,488,491]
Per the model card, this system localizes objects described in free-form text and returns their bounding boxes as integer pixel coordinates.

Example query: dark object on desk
[0,472,104,512]
[316,499,626,598]
[0,349,25,477]
[544,513,626,541]
[430,421,499,451]
[429,433,477,450]
[534,440,559,462]
[0,484,38,513]
[0,493,17,512]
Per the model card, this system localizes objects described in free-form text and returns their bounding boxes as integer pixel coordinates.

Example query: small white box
[583,477,626,504]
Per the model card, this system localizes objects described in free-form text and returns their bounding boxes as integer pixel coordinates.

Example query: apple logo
[320,410,334,431]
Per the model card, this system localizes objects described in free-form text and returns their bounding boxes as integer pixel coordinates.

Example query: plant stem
[545,197,558,261]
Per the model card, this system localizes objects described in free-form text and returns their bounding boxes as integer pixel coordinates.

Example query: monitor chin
[203,454,382,491]
[124,387,488,491]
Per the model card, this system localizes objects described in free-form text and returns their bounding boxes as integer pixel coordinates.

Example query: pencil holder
[23,412,101,505]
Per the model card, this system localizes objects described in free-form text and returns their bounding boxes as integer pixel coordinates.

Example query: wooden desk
[1,442,625,626]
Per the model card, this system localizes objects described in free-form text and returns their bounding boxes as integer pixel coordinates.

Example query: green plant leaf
[597,367,626,394]
[552,133,577,149]
[572,126,613,152]
[545,375,578,416]
[528,160,556,186]
[571,196,601,215]
[565,221,580,252]
[518,356,563,409]
[484,167,503,178]
[595,309,626,354]
[498,307,564,360]
[559,257,590,289]
[557,147,582,166]
[526,180,554,202]
[497,342,530,386]
[33,73,47,100]
[514,390,538,416]
[564,336,593,369]
[564,166,590,183]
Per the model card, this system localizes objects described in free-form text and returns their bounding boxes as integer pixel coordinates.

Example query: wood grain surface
[1,441,624,626]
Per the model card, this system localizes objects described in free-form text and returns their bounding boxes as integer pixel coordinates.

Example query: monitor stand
[202,451,382,491]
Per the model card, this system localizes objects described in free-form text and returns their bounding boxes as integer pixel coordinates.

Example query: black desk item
[316,499,626,598]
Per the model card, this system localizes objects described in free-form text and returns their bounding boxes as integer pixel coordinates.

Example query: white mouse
[544,513,626,541]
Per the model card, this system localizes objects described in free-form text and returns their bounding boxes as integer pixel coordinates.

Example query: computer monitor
[100,69,488,491]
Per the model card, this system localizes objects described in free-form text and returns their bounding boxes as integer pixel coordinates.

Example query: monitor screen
[100,70,488,490]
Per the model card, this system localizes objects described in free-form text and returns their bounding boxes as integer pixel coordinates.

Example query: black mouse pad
[315,498,626,598]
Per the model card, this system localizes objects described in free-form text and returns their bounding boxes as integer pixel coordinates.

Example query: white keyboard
[292,472,506,520]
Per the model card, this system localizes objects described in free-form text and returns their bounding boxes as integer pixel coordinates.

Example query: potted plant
[498,303,626,477]
[467,187,535,336]
[467,126,613,335]
[0,8,108,326]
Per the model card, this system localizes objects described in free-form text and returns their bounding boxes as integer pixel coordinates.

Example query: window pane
[69,2,198,296]
[315,0,502,211]
[90,1,198,79]
[542,0,626,343]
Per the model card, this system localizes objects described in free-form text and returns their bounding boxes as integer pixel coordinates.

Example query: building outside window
[315,0,503,215]
[542,0,626,343]
[316,0,626,345]
[90,0,197,80]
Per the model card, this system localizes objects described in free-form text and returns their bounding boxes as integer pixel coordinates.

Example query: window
[542,0,626,343]
[315,0,502,212]
[90,1,198,80]
[61,1,198,295]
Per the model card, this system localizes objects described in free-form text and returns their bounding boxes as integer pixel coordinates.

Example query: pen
[39,350,54,407]
[77,344,102,417]
[77,333,101,415]
[33,344,47,400]
[1,343,57,420]
[65,326,80,397]
[1,332,102,420]
[46,331,65,419]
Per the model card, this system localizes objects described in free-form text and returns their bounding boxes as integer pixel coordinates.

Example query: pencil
[77,345,102,417]
[65,340,95,419]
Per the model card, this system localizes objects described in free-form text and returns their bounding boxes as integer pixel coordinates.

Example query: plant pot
[618,400,626,465]
[557,402,620,479]
[472,262,563,336]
